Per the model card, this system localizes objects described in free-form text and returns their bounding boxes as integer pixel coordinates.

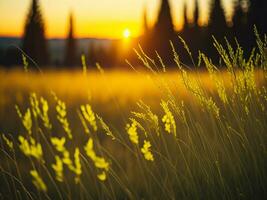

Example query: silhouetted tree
[194,0,199,28]
[22,0,48,66]
[232,0,249,48]
[208,0,228,38]
[64,12,77,67]
[151,0,176,64]
[180,0,201,63]
[183,3,189,31]
[153,0,174,39]
[205,0,229,62]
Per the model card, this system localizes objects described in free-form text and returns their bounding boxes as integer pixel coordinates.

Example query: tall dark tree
[153,0,174,38]
[208,0,228,37]
[194,0,199,28]
[183,3,189,31]
[22,0,48,66]
[150,0,176,64]
[232,0,248,47]
[233,0,248,29]
[205,0,229,62]
[180,0,201,63]
[64,12,77,67]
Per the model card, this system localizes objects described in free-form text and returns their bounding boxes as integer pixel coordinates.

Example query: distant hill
[0,37,112,65]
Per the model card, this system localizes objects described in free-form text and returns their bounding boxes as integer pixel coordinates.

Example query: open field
[0,37,267,199]
[0,67,265,133]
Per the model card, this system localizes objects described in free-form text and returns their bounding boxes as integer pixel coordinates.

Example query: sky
[0,0,234,39]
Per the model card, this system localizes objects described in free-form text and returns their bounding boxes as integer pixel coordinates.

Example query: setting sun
[123,28,131,39]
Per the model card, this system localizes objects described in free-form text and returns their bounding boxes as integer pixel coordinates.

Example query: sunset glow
[0,0,234,39]
[123,29,131,39]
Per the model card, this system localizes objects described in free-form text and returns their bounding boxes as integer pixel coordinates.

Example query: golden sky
[0,0,234,39]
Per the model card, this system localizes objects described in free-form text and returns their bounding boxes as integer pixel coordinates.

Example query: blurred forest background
[0,0,266,68]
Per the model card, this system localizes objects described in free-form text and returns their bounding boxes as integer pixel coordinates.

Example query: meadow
[0,34,267,200]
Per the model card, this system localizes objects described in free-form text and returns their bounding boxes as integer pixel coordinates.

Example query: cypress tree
[150,0,175,64]
[64,12,77,67]
[194,0,199,28]
[22,0,48,66]
[232,0,248,42]
[153,0,174,38]
[208,0,227,36]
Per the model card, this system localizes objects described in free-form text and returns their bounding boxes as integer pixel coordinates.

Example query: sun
[123,28,131,39]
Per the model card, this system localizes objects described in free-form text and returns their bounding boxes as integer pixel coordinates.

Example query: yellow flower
[161,101,176,136]
[81,104,97,132]
[126,120,139,144]
[74,148,82,183]
[51,137,66,152]
[94,157,109,171]
[29,94,52,130]
[52,156,64,182]
[30,170,47,192]
[55,97,72,139]
[84,138,110,181]
[15,106,32,135]
[141,140,154,161]
[40,97,52,129]
[51,138,83,183]
[97,171,106,181]
[62,151,73,169]
[18,136,44,162]
[84,138,96,160]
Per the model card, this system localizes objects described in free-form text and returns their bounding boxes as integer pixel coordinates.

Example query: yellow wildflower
[18,136,44,162]
[29,93,40,118]
[15,106,32,135]
[81,104,97,132]
[30,170,47,192]
[51,137,75,172]
[141,140,154,161]
[62,150,73,169]
[161,101,176,136]
[84,138,110,180]
[97,171,106,181]
[51,137,66,152]
[52,156,64,182]
[74,148,82,183]
[40,97,52,130]
[84,138,96,160]
[29,94,52,130]
[94,157,109,171]
[55,97,72,139]
[126,120,139,144]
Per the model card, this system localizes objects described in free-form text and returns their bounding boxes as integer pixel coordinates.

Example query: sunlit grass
[0,29,267,199]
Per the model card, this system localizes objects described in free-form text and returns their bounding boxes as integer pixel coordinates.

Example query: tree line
[0,0,266,68]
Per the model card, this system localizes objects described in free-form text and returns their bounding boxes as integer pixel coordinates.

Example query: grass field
[0,36,267,199]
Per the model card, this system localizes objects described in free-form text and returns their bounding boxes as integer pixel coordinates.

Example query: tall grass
[0,29,267,199]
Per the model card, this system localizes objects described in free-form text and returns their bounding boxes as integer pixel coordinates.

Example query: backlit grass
[0,31,267,199]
